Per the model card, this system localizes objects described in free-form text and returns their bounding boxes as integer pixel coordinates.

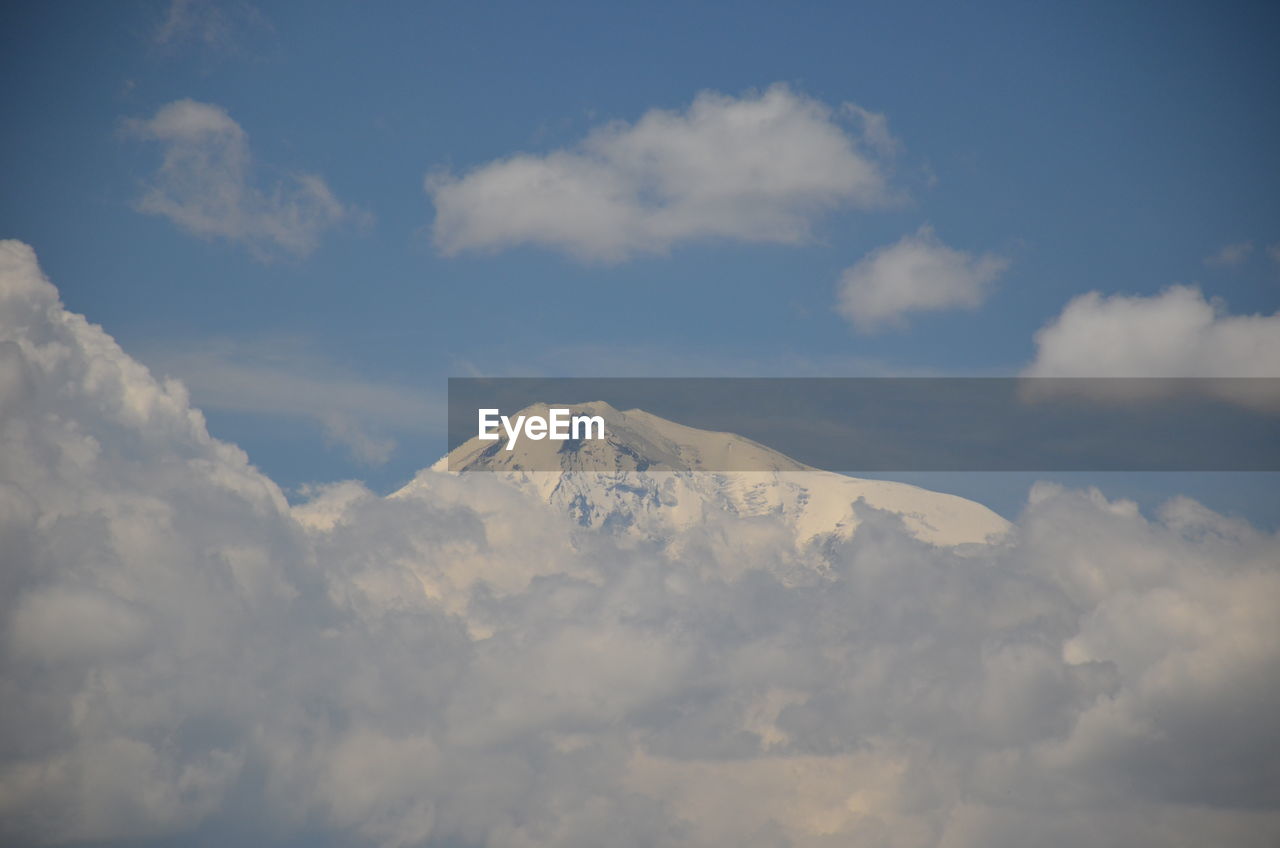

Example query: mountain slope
[405,401,1009,548]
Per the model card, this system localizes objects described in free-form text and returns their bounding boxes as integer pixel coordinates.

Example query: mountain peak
[437,401,808,474]
[417,403,1009,548]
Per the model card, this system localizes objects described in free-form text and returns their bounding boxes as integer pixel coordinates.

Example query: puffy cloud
[0,240,301,842]
[1025,285,1280,377]
[1204,241,1254,268]
[836,226,1010,332]
[126,100,359,259]
[3,240,1280,846]
[427,84,896,262]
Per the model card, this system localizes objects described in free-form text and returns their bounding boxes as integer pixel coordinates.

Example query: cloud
[1025,285,1280,377]
[3,239,1280,846]
[152,0,270,52]
[140,338,437,466]
[126,100,360,259]
[427,84,896,262]
[835,225,1010,331]
[1204,241,1254,268]
[1269,243,1280,269]
[321,413,397,466]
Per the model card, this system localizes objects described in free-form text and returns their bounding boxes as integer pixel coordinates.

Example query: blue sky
[2,0,1278,511]
[5,6,1280,844]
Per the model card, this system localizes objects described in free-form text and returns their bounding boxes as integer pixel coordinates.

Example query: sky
[2,0,1278,503]
[3,3,1280,846]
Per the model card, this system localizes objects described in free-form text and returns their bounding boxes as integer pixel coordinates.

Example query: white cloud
[1204,241,1254,268]
[1268,242,1280,269]
[3,239,1280,847]
[1025,285,1280,377]
[427,84,896,262]
[835,225,1010,331]
[127,100,359,259]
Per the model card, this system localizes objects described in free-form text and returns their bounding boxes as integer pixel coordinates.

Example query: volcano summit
[422,401,1009,548]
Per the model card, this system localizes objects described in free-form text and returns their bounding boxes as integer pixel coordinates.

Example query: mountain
[401,401,1009,548]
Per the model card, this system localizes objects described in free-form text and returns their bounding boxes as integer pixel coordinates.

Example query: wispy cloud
[450,340,965,379]
[836,225,1010,332]
[1204,241,1254,268]
[126,100,362,259]
[427,84,898,262]
[141,337,436,465]
[152,0,270,52]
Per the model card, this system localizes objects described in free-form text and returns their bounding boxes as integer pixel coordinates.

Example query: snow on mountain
[404,401,1009,549]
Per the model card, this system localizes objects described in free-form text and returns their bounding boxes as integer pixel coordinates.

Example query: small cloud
[835,225,1009,332]
[1204,241,1254,268]
[1267,242,1280,269]
[1025,285,1280,378]
[427,84,897,263]
[125,100,360,260]
[153,0,270,51]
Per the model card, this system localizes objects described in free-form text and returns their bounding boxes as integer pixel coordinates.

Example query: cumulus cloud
[1022,286,1280,411]
[1025,285,1280,377]
[836,225,1010,331]
[127,100,359,258]
[427,84,896,262]
[3,240,1280,846]
[1204,241,1254,268]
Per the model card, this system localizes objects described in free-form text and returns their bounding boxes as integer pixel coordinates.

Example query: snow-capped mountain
[400,401,1009,549]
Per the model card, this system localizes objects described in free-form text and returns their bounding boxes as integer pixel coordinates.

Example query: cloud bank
[2,240,1279,846]
[836,226,1009,332]
[428,84,896,262]
[127,100,358,259]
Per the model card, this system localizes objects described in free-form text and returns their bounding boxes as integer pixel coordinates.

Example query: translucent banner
[447,378,1280,472]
